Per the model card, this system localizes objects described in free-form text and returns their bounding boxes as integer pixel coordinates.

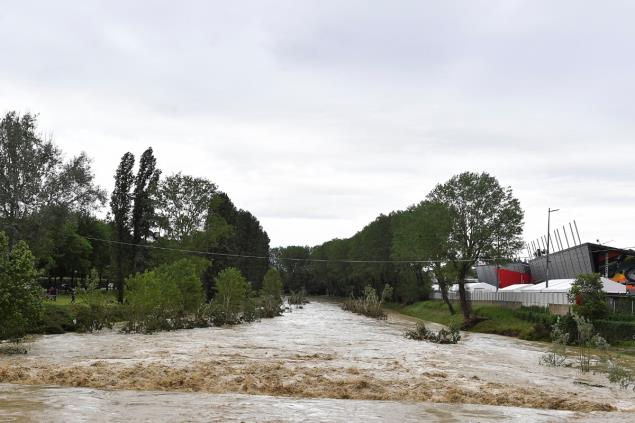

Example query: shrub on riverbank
[0,233,42,342]
[388,300,544,339]
[122,259,207,333]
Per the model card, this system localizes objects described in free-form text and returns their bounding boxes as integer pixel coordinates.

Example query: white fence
[431,290,570,307]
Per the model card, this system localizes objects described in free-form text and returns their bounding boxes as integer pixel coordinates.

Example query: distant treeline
[271,201,452,304]
[273,172,525,322]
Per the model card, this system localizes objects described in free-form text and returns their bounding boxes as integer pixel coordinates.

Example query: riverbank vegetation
[388,300,547,339]
[2,110,633,349]
[405,322,461,344]
[540,315,635,391]
[341,284,392,319]
[0,111,279,344]
[273,172,524,326]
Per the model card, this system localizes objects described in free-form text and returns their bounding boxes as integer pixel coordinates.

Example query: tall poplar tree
[110,152,135,303]
[132,147,160,272]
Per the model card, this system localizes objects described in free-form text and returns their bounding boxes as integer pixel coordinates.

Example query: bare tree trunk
[439,281,455,315]
[456,264,472,323]
[433,264,455,315]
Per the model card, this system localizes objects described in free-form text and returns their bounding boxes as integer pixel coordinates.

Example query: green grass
[387,300,539,339]
[44,291,117,305]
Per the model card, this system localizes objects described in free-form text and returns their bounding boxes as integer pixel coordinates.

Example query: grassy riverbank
[386,300,547,340]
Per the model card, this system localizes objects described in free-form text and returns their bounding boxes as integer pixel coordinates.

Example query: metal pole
[573,220,582,245]
[569,222,577,246]
[546,208,560,288]
[546,210,551,288]
[562,225,570,248]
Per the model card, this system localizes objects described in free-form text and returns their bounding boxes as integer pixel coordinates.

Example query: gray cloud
[1,0,633,248]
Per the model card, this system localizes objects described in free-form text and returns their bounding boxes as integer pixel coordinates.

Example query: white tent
[449,282,496,292]
[499,283,533,291]
[519,278,626,294]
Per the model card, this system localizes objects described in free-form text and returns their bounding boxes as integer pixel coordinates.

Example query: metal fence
[431,290,570,307]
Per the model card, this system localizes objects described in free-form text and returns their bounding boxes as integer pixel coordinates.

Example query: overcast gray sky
[2,0,634,251]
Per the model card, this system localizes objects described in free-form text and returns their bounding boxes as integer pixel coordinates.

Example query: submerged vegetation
[288,289,308,307]
[341,284,393,319]
[0,111,277,344]
[540,314,635,391]
[260,268,284,317]
[404,322,461,344]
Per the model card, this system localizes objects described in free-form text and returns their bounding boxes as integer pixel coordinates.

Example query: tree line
[1,110,525,326]
[0,111,270,304]
[273,173,524,324]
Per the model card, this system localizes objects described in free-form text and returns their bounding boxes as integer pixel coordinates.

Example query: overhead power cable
[84,236,535,264]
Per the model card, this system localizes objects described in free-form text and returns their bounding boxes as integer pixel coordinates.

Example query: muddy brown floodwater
[1,299,634,422]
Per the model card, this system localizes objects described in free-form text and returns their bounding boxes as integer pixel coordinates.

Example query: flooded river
[1,300,634,422]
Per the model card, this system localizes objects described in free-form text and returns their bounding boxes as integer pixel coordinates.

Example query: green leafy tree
[0,232,42,341]
[213,267,250,324]
[125,268,183,332]
[272,246,314,293]
[568,273,608,320]
[205,193,270,294]
[0,111,105,245]
[349,214,397,298]
[155,258,205,313]
[132,147,161,272]
[78,213,111,284]
[427,172,524,323]
[261,268,283,317]
[123,258,205,332]
[110,152,135,303]
[156,173,217,240]
[50,222,92,284]
[392,201,454,311]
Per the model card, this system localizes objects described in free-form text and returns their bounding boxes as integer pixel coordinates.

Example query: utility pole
[545,208,559,288]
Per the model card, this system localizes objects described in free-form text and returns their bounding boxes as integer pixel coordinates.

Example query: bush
[261,268,283,318]
[512,306,557,341]
[122,258,205,333]
[342,284,392,319]
[37,303,76,334]
[593,319,635,343]
[568,273,608,320]
[607,359,635,390]
[543,314,608,372]
[539,316,569,367]
[75,291,116,332]
[0,234,42,342]
[288,288,308,306]
[211,267,254,325]
[405,322,461,344]
[157,258,206,313]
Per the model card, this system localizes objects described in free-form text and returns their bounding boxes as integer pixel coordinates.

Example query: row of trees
[274,172,524,323]
[0,111,270,304]
[1,110,525,325]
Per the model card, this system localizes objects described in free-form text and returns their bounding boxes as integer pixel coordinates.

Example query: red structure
[497,268,532,289]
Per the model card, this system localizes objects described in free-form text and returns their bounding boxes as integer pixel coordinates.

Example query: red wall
[497,268,532,289]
